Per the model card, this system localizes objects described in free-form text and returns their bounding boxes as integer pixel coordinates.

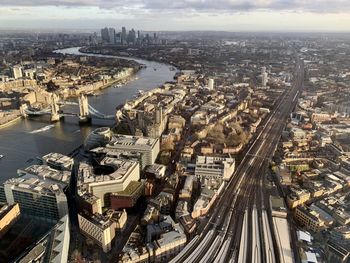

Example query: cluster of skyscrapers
[100,27,159,45]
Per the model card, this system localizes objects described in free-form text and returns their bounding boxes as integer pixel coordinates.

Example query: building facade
[3,177,68,222]
[107,135,160,166]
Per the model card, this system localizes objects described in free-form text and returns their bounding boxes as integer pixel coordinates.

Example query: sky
[0,0,349,31]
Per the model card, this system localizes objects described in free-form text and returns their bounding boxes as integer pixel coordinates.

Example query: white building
[78,213,116,253]
[40,152,74,171]
[145,164,166,179]
[12,65,23,79]
[195,156,235,185]
[208,78,214,90]
[3,176,68,223]
[261,66,268,87]
[77,158,140,207]
[23,68,36,80]
[179,175,194,199]
[107,134,160,166]
[121,216,187,263]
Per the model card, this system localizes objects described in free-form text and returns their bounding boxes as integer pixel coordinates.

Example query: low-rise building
[90,147,147,170]
[287,187,311,208]
[195,156,235,186]
[192,187,217,218]
[78,213,116,253]
[149,192,174,215]
[121,216,187,263]
[179,175,194,200]
[77,192,102,215]
[110,181,144,210]
[106,134,160,166]
[294,206,325,232]
[168,115,186,129]
[145,164,166,179]
[331,226,350,241]
[77,158,140,207]
[39,152,74,171]
[332,208,350,226]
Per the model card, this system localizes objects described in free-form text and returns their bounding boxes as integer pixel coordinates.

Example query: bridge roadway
[24,102,115,120]
[171,57,304,263]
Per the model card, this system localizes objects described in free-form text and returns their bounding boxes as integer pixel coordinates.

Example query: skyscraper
[101,27,109,43]
[261,66,268,87]
[121,27,127,45]
[115,32,122,44]
[128,28,136,44]
[108,28,116,44]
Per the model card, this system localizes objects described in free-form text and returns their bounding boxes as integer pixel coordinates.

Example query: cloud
[0,0,349,13]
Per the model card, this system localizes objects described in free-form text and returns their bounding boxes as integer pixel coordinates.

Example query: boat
[29,124,55,134]
[0,155,4,159]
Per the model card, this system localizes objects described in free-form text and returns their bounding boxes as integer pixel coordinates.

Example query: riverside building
[77,157,140,207]
[106,135,160,166]
[1,176,68,223]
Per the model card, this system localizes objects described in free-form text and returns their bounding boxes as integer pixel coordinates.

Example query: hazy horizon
[0,0,350,32]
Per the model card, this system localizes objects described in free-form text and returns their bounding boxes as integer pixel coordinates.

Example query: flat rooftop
[90,147,143,158]
[4,175,65,196]
[273,217,294,263]
[88,213,113,229]
[19,165,70,186]
[78,157,138,184]
[78,192,100,204]
[112,181,143,197]
[196,156,235,166]
[270,196,287,212]
[41,152,73,166]
[108,134,158,148]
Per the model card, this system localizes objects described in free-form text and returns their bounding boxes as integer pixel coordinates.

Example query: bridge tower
[50,93,61,122]
[19,104,28,118]
[78,93,90,123]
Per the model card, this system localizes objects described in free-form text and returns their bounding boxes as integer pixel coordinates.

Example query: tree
[226,133,240,146]
[207,124,225,144]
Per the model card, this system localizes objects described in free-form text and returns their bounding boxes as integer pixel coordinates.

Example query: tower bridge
[20,93,115,123]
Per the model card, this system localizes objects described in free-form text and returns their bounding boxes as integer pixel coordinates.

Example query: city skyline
[0,0,350,31]
[1,4,350,261]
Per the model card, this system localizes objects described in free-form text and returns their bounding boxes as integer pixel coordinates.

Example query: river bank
[0,47,176,183]
[79,46,180,70]
[0,115,22,129]
[64,69,138,99]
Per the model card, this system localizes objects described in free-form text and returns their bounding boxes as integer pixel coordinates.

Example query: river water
[0,47,176,183]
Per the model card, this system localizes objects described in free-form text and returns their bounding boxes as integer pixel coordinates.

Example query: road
[171,55,304,263]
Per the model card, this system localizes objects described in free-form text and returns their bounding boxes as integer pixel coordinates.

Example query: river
[0,47,176,183]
